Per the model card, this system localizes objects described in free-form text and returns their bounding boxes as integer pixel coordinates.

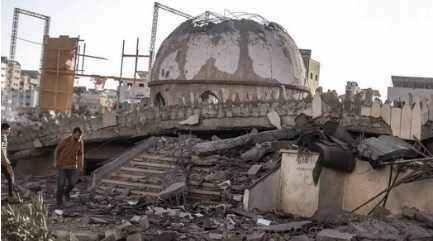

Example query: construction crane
[9,8,50,71]
[148,2,193,74]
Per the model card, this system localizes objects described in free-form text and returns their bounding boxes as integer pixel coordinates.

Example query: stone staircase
[97,153,177,198]
[96,152,241,203]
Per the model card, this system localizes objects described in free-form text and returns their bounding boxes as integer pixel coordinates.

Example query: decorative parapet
[359,96,433,140]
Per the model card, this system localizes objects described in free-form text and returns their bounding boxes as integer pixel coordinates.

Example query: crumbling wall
[359,97,433,140]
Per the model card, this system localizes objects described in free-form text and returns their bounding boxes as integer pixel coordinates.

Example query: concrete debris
[130,215,149,229]
[267,110,282,129]
[179,113,200,126]
[257,221,311,232]
[126,233,144,241]
[357,135,417,164]
[103,228,123,241]
[72,231,100,241]
[289,235,312,241]
[247,164,262,177]
[316,229,354,241]
[256,218,272,226]
[90,217,110,224]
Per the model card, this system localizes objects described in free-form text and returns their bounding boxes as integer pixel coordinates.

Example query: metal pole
[134,37,139,84]
[81,43,86,73]
[117,40,125,110]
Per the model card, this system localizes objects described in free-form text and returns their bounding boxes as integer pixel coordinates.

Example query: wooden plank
[120,167,165,175]
[101,179,162,190]
[130,161,176,169]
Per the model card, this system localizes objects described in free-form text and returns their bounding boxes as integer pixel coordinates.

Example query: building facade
[388,76,433,103]
[299,49,320,95]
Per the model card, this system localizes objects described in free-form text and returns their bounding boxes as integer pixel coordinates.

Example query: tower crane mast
[148,2,192,76]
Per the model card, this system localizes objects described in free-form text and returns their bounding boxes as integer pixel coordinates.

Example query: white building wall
[388,86,433,102]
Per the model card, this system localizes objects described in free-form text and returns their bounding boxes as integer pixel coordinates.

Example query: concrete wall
[243,168,281,212]
[247,150,433,217]
[388,86,433,103]
[340,160,433,215]
[360,97,433,140]
[279,150,320,217]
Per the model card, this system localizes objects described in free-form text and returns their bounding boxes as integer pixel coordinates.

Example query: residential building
[299,49,320,95]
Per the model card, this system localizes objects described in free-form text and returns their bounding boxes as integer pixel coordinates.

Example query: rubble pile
[2,114,432,241]
[3,174,433,241]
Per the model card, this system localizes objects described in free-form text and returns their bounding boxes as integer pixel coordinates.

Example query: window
[139,83,144,87]
[200,90,220,104]
[315,75,318,81]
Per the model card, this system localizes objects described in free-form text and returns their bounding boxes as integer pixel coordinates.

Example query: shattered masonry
[3,13,433,241]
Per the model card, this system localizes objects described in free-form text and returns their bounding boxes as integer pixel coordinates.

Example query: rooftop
[392,75,433,89]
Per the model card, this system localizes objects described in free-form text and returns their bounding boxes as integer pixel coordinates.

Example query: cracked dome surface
[151,18,306,89]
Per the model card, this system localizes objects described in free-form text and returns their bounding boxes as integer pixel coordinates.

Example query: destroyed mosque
[2,4,433,241]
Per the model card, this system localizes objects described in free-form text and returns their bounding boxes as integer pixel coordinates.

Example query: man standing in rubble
[1,123,16,199]
[54,127,85,207]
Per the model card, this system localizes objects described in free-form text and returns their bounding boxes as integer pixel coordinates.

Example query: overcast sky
[1,0,433,95]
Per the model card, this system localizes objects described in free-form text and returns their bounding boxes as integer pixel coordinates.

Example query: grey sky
[2,0,433,95]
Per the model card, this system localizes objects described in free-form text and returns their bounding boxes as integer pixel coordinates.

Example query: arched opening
[154,92,166,106]
[200,90,220,104]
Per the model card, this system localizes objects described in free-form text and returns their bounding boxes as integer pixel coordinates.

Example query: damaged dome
[151,18,307,89]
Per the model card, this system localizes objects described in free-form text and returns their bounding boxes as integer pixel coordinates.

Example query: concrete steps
[96,153,177,198]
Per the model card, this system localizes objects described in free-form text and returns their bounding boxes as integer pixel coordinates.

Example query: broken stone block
[316,229,354,241]
[248,164,262,177]
[246,232,265,241]
[258,221,311,232]
[289,234,311,241]
[127,233,144,241]
[89,216,109,224]
[209,233,223,240]
[116,221,133,231]
[72,231,100,241]
[130,215,150,230]
[179,113,200,126]
[267,110,282,129]
[104,228,123,241]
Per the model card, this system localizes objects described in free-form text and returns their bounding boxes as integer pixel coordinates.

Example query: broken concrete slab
[248,164,262,177]
[130,215,150,230]
[179,113,200,126]
[246,232,265,241]
[89,216,110,224]
[158,181,186,200]
[289,234,311,241]
[116,221,133,231]
[71,231,100,241]
[267,110,281,129]
[127,233,144,241]
[103,229,123,241]
[257,221,311,232]
[209,233,223,240]
[357,135,417,163]
[316,229,354,241]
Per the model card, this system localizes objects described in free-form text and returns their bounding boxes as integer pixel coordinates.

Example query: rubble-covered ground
[2,134,433,241]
